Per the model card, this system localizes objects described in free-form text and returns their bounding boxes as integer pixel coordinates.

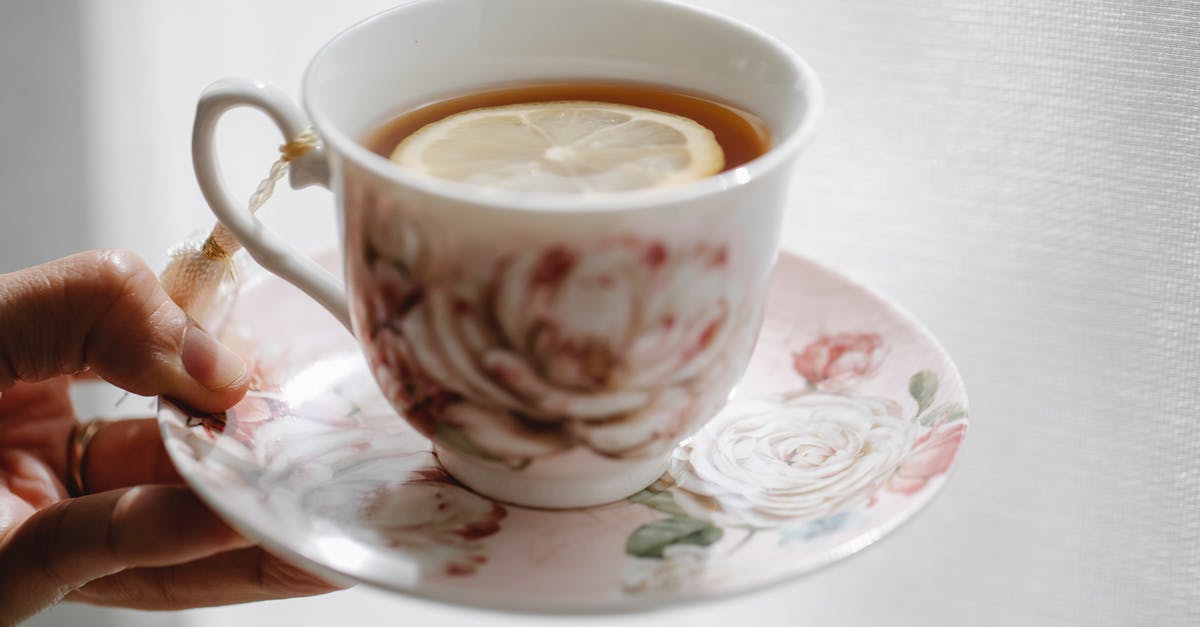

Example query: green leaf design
[779,512,851,544]
[628,489,688,516]
[625,516,724,559]
[918,402,968,427]
[908,370,939,415]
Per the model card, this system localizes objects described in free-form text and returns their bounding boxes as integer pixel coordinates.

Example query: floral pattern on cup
[358,234,746,467]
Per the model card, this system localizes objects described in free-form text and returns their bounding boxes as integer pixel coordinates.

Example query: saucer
[158,250,969,613]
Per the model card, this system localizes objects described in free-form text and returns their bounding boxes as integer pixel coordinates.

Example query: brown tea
[364,81,772,173]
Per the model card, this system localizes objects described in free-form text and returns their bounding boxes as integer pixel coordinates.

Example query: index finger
[0,250,248,412]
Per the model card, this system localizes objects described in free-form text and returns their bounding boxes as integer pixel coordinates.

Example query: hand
[0,250,341,625]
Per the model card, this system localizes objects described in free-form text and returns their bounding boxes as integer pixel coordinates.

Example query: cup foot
[434,445,671,509]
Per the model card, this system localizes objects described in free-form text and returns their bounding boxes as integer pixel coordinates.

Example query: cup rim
[301,0,823,212]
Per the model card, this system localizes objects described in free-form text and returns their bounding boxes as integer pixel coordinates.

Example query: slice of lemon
[390,101,725,194]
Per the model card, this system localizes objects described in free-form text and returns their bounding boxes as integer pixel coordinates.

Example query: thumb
[0,249,248,411]
[0,486,250,624]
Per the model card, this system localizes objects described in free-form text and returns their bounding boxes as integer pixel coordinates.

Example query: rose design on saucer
[791,332,888,391]
[887,400,969,496]
[361,466,507,576]
[296,447,508,578]
[359,234,744,466]
[621,333,968,593]
[665,394,914,529]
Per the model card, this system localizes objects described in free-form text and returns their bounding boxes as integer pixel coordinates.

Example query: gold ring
[66,419,112,497]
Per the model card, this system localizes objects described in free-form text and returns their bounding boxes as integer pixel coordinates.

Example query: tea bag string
[200,128,320,264]
[160,127,321,329]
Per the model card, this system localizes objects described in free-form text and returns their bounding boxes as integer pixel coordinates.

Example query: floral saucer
[158,251,969,613]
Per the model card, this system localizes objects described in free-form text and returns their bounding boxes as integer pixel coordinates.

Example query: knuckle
[85,249,156,301]
[106,488,134,561]
[105,485,152,562]
[77,250,187,383]
[105,485,178,569]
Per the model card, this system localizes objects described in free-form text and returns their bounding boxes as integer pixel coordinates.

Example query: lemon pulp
[389,101,726,194]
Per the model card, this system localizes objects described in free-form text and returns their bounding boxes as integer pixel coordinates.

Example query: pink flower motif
[792,333,887,390]
[358,234,746,466]
[362,467,507,576]
[296,447,505,578]
[222,394,275,447]
[886,407,966,495]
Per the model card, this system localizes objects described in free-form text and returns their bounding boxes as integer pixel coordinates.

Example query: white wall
[0,1,90,269]
[7,1,1199,626]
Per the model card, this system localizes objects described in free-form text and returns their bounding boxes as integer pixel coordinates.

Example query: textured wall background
[3,1,1197,625]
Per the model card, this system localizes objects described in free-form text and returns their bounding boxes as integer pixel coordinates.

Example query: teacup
[192,0,821,508]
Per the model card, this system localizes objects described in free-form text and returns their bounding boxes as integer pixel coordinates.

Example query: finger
[0,485,250,625]
[70,369,103,382]
[83,418,182,492]
[0,249,248,412]
[0,379,75,473]
[68,546,344,610]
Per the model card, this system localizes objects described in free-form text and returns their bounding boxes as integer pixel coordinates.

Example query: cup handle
[192,77,350,330]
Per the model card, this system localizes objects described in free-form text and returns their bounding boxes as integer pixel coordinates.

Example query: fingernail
[181,324,247,391]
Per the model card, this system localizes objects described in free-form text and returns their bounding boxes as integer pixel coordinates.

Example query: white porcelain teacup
[193,0,821,508]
